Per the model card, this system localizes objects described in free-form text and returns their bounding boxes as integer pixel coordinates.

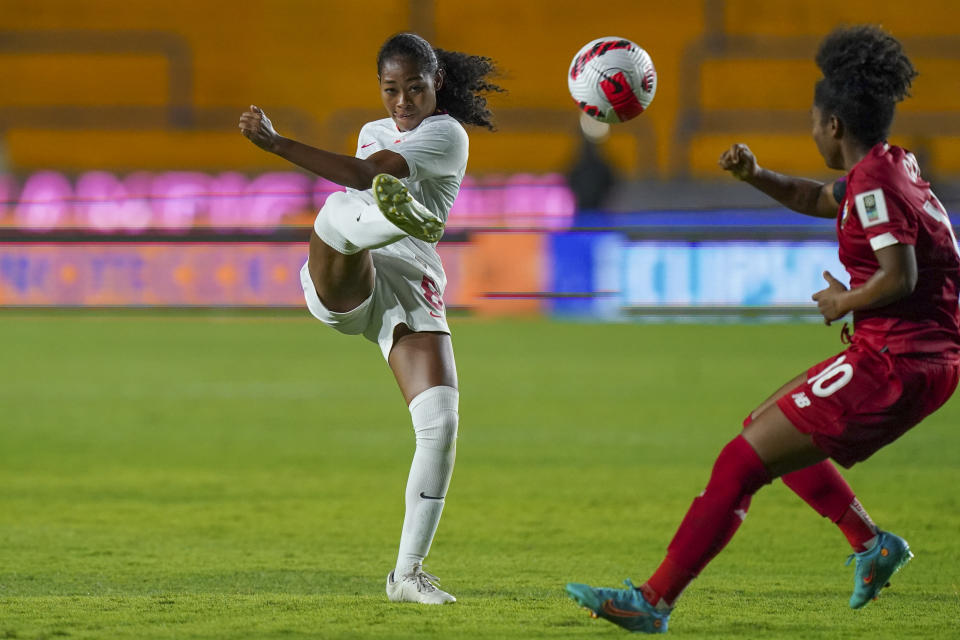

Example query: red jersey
[836,143,960,356]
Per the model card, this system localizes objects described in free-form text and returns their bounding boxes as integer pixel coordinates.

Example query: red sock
[782,460,852,520]
[836,499,878,552]
[782,461,877,552]
[643,435,770,607]
[642,557,691,608]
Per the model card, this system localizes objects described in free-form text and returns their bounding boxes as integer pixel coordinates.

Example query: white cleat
[372,173,444,243]
[386,566,457,605]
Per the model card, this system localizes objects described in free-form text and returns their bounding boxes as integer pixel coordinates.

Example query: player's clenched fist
[239,105,280,152]
[718,143,759,181]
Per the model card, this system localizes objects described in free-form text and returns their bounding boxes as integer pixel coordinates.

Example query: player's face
[811,104,843,170]
[379,56,440,132]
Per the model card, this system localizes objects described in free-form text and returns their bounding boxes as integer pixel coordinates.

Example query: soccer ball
[568,37,657,123]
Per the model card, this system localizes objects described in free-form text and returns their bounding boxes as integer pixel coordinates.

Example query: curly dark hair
[376,32,504,130]
[813,25,917,147]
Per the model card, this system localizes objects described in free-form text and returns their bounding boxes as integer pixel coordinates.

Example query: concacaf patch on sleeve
[854,188,890,228]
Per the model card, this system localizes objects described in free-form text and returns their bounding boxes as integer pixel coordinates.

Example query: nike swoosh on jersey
[361,142,376,149]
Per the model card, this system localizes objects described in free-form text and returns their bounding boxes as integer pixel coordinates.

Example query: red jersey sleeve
[848,173,918,252]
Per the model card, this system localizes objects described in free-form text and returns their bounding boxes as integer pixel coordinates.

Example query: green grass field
[1,312,958,639]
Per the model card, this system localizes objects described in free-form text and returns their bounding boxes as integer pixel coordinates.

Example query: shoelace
[845,543,876,566]
[409,565,441,592]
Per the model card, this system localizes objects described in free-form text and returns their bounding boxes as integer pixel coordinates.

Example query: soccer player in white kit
[238,32,502,604]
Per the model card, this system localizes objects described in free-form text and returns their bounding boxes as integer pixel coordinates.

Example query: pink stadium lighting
[1,171,576,232]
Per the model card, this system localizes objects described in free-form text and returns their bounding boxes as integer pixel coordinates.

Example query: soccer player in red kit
[566,25,960,633]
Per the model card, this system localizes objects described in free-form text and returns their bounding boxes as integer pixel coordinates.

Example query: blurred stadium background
[4,5,960,637]
[1,0,959,316]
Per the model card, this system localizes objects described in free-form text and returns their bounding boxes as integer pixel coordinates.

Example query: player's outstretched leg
[372,173,444,243]
[846,530,913,609]
[565,434,774,632]
[566,580,670,634]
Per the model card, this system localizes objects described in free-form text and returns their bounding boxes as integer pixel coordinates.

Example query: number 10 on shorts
[808,355,854,397]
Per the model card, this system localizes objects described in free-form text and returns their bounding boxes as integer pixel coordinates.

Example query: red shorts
[776,342,960,468]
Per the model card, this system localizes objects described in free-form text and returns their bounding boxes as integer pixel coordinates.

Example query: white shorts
[299,238,450,360]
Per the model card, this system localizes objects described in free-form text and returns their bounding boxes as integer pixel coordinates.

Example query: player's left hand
[239,105,281,152]
[812,271,848,325]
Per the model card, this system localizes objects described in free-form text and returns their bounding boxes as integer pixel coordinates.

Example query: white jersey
[352,114,468,222]
[349,113,469,276]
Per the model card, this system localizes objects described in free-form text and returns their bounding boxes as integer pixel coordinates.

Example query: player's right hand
[718,143,759,181]
[239,105,280,152]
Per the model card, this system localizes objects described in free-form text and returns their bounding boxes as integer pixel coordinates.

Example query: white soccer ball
[568,37,657,123]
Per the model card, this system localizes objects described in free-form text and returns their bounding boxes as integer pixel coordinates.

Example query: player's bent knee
[409,385,459,451]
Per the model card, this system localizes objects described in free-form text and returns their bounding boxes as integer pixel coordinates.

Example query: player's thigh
[307,230,375,312]
[747,371,808,423]
[388,326,458,405]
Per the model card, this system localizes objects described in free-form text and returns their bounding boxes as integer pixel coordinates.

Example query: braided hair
[813,25,917,147]
[376,32,504,130]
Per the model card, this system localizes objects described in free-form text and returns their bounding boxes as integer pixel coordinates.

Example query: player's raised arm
[238,105,408,189]
[718,143,839,218]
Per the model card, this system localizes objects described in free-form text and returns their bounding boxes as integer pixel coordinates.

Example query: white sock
[313,191,407,255]
[395,385,458,577]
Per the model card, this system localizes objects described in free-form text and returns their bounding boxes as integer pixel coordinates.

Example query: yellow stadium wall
[2,0,959,179]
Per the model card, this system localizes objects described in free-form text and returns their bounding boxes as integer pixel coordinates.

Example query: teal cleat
[566,579,670,634]
[847,530,913,609]
[372,173,444,243]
